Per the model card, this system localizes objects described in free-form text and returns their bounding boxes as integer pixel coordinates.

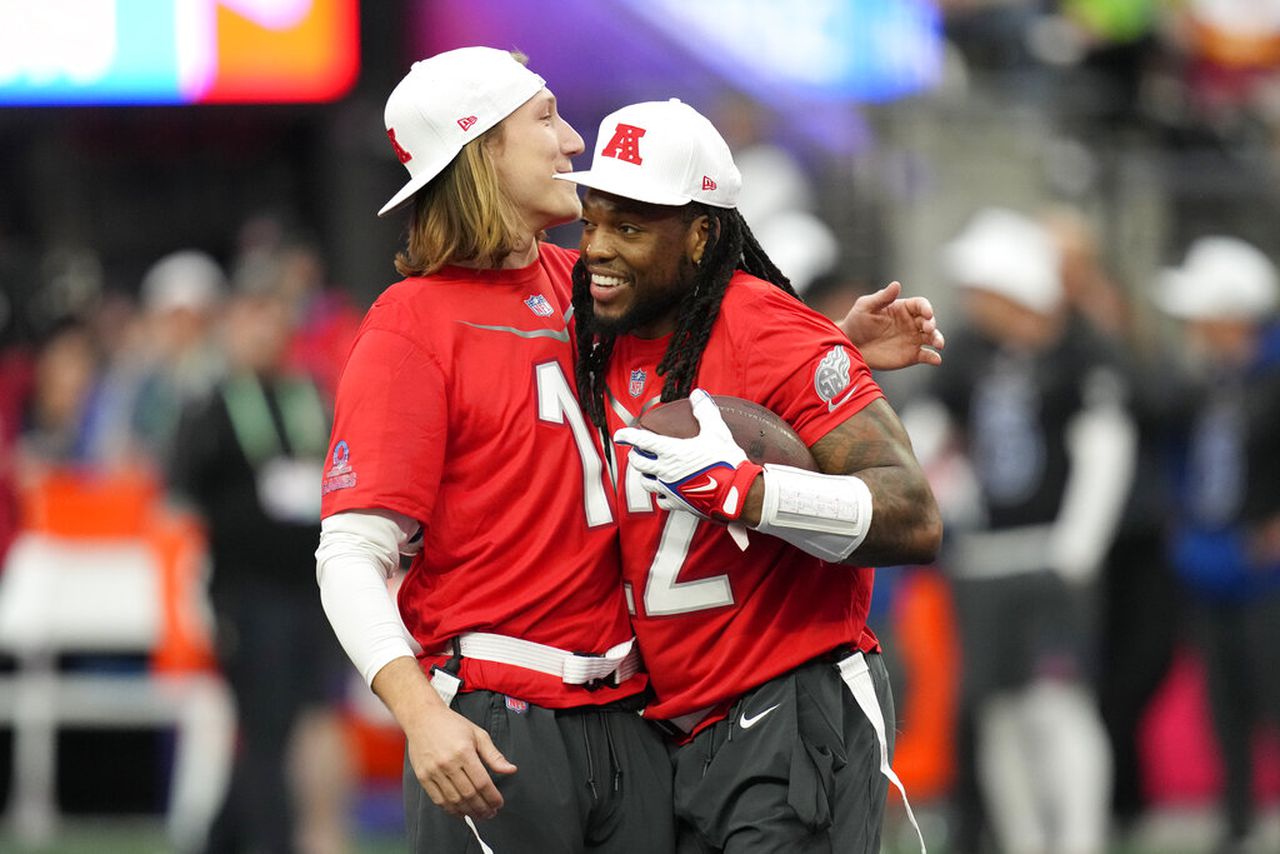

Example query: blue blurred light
[617,0,942,103]
[0,2,184,105]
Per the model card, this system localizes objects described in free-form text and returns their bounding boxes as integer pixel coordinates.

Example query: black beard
[592,291,678,335]
[592,259,700,336]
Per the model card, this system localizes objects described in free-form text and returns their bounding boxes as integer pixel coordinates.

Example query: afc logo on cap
[601,123,646,165]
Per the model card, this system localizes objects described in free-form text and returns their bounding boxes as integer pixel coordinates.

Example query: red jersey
[323,243,640,708]
[605,273,883,725]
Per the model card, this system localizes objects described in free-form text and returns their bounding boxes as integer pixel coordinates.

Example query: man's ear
[689,214,713,266]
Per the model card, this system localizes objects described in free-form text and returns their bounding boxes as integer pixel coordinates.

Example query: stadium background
[1,1,1278,852]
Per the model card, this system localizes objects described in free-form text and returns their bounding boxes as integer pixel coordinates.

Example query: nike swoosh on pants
[739,702,781,729]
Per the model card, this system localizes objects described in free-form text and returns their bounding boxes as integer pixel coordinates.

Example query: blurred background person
[228,217,362,402]
[169,286,354,854]
[127,250,228,467]
[11,245,114,478]
[907,207,1136,854]
[58,248,230,480]
[1042,204,1185,838]
[714,90,841,296]
[0,307,32,565]
[1153,235,1280,854]
[16,319,102,473]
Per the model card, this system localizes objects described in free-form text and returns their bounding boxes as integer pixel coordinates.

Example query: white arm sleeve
[1049,369,1138,584]
[315,509,424,687]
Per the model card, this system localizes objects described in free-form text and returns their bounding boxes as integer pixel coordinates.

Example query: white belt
[839,652,927,853]
[434,632,642,687]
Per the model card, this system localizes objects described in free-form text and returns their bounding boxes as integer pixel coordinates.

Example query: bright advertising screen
[0,0,359,106]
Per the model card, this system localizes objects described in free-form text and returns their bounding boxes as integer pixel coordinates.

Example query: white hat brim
[378,155,451,218]
[555,171,691,208]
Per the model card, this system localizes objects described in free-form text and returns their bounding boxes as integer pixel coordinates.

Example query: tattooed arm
[740,398,942,566]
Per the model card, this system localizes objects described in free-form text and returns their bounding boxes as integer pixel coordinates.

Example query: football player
[564,99,941,852]
[316,50,943,853]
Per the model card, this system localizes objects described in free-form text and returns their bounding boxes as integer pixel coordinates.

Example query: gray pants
[405,690,675,853]
[671,651,897,854]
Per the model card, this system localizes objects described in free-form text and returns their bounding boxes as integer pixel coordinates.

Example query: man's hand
[838,281,945,370]
[372,657,516,822]
[615,389,763,522]
[405,704,518,820]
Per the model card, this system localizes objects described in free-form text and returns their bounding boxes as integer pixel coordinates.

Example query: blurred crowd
[2,2,1280,853]
[939,0,1280,137]
[904,209,1280,854]
[0,215,366,853]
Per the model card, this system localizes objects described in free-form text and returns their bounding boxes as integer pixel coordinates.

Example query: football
[634,395,818,471]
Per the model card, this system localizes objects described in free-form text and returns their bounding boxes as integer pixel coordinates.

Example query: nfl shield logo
[524,294,554,317]
[629,368,647,397]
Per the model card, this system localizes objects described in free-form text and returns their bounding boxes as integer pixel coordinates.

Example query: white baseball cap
[555,99,741,209]
[941,207,1063,315]
[1153,235,1278,321]
[142,250,226,313]
[378,47,546,218]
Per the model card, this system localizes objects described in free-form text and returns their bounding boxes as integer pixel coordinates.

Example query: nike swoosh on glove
[614,389,764,522]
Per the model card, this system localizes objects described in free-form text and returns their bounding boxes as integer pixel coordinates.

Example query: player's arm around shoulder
[835,280,945,370]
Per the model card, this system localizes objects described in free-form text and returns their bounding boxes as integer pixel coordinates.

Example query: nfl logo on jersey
[524,294,554,317]
[629,368,647,397]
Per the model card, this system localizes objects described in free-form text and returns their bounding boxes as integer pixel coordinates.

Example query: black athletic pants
[405,690,675,853]
[670,651,898,854]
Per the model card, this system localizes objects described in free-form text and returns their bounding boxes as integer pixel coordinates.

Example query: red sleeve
[742,291,883,447]
[320,326,447,526]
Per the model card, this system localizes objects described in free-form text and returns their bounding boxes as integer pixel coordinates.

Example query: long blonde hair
[394,54,533,277]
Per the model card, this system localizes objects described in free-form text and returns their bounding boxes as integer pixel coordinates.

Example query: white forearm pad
[752,464,873,562]
[316,511,421,686]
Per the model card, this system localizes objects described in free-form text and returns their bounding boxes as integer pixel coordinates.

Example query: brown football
[634,395,818,471]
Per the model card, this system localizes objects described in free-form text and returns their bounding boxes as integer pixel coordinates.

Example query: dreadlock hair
[573,205,797,431]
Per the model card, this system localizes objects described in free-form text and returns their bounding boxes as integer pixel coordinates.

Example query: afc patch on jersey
[321,439,358,495]
[814,345,857,412]
[524,294,554,317]
[628,368,647,397]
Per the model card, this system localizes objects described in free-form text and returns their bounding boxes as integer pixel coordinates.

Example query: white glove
[613,389,764,522]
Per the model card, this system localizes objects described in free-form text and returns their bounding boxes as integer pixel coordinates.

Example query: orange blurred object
[1189,16,1280,69]
[888,569,959,802]
[15,469,216,672]
[344,712,406,782]
[207,0,360,103]
[19,468,159,538]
